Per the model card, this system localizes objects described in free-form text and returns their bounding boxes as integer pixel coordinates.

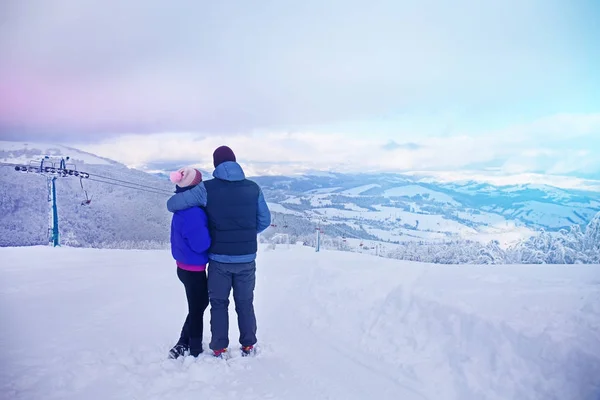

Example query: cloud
[1,0,598,139]
[70,113,600,177]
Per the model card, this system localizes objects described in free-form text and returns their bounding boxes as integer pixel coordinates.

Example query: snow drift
[1,245,599,400]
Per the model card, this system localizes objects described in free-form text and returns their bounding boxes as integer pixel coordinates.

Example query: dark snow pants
[177,268,209,354]
[207,260,257,350]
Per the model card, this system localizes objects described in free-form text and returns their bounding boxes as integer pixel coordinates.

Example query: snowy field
[382,185,459,205]
[1,245,599,400]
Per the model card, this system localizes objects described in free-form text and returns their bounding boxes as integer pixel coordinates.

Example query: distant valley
[2,141,599,261]
[253,172,600,248]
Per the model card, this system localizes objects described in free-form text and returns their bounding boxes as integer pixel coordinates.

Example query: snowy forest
[276,211,600,264]
[0,162,173,249]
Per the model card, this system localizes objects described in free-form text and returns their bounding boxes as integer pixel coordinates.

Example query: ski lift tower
[44,156,72,246]
[43,156,73,246]
[14,155,83,247]
[48,176,59,247]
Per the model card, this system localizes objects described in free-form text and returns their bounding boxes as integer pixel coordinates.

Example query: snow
[567,200,600,208]
[307,187,341,194]
[308,194,333,206]
[372,206,477,234]
[361,227,447,242]
[526,184,572,200]
[341,220,363,231]
[281,197,302,205]
[309,207,360,218]
[383,185,458,204]
[340,184,380,195]
[343,203,371,212]
[306,205,478,239]
[464,225,536,247]
[265,202,303,216]
[451,211,537,246]
[362,227,398,242]
[454,210,509,225]
[2,245,598,400]
[509,201,589,227]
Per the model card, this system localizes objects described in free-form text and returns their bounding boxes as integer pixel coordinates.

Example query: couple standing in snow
[167,145,271,359]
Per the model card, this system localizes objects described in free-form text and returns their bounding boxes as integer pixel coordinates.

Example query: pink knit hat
[169,167,202,188]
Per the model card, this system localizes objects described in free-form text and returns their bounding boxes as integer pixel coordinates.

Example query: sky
[1,0,599,177]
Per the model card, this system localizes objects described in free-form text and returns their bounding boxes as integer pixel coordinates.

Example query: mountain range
[1,141,599,254]
[252,171,600,248]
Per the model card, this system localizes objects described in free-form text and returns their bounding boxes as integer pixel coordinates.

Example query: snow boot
[212,348,228,359]
[241,345,255,357]
[168,344,189,359]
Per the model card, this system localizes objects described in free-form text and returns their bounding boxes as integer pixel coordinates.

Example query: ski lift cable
[86,177,173,195]
[326,223,364,240]
[7,162,376,231]
[1,161,68,169]
[0,162,23,168]
[89,172,173,192]
[329,225,355,239]
[2,162,173,194]
[326,224,370,248]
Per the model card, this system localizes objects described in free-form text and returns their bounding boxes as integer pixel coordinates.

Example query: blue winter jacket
[166,161,271,263]
[170,207,211,266]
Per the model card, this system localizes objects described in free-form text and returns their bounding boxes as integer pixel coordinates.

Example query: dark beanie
[213,145,236,168]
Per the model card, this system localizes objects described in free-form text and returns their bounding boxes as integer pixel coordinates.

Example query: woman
[168,167,211,359]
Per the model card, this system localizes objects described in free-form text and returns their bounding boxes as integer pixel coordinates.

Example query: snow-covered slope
[1,245,599,400]
[0,141,174,247]
[382,184,459,205]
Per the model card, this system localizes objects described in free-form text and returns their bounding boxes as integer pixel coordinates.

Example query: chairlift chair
[80,177,92,205]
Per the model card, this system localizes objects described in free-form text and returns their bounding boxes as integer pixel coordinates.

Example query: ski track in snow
[1,245,600,400]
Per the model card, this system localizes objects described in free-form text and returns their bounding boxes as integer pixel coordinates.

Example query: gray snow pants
[207,260,257,350]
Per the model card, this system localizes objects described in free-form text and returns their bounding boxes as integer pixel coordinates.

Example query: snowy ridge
[0,141,117,166]
[1,245,598,400]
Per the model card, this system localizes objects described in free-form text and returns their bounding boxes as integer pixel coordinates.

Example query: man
[166,146,271,358]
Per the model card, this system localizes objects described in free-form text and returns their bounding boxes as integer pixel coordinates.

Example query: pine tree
[584,211,600,263]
